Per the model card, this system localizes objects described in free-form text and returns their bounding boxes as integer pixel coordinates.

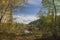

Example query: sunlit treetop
[0,0,27,10]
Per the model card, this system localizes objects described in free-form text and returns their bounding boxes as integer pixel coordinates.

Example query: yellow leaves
[46,19,51,23]
[2,0,5,3]
[40,15,52,24]
[10,26,15,32]
[0,0,27,23]
[45,17,52,24]
[0,23,28,35]
[0,0,9,9]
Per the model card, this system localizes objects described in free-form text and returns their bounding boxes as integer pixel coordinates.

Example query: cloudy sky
[13,0,42,24]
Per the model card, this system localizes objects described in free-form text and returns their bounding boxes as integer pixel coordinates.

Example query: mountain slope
[29,19,41,25]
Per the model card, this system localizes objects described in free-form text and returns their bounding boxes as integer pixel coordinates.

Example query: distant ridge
[29,19,41,25]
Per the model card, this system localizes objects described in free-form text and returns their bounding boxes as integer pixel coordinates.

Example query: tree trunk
[52,0,57,39]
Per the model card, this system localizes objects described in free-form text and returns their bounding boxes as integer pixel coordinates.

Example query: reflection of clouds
[13,15,39,24]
